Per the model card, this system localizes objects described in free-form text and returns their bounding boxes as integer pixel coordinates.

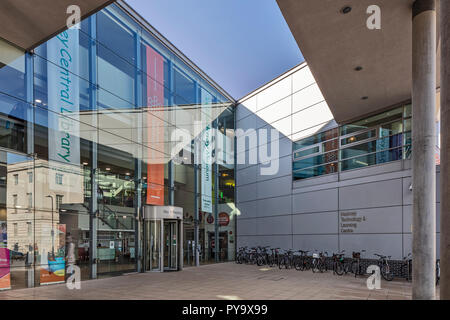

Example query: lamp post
[46,195,54,258]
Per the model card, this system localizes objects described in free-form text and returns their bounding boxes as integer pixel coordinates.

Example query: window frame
[292,104,412,180]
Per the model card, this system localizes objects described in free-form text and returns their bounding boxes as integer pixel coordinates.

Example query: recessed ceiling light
[105,168,111,171]
[362,96,369,100]
[354,66,363,71]
[126,172,130,175]
[341,6,352,14]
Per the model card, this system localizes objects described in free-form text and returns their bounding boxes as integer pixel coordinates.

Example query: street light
[45,195,55,258]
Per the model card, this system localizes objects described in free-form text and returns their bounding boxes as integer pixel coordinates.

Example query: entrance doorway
[163,221,178,271]
[207,231,228,262]
[144,220,161,271]
[143,206,183,272]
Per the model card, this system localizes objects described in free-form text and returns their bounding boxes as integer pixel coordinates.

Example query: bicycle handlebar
[374,253,391,259]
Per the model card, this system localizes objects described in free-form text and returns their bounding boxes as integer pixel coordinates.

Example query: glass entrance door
[163,221,178,270]
[144,220,161,271]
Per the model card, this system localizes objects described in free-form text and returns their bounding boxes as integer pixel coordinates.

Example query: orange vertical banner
[146,45,165,205]
[0,248,11,290]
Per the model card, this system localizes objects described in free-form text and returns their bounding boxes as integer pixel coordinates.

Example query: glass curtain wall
[293,104,412,180]
[0,2,234,290]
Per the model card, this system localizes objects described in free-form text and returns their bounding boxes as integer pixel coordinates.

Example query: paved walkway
[0,262,428,300]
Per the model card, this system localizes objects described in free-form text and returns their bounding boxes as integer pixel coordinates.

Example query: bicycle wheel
[294,257,302,271]
[311,259,319,273]
[334,262,344,275]
[381,263,394,281]
[351,261,359,277]
[278,256,285,269]
[303,259,311,271]
[343,261,351,274]
[256,256,264,266]
[268,255,274,267]
[285,258,291,269]
[318,261,326,273]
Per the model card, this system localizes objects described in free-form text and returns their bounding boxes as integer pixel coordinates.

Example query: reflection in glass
[0,1,234,290]
[294,105,411,180]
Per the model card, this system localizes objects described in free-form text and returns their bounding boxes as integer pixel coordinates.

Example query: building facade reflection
[0,1,235,290]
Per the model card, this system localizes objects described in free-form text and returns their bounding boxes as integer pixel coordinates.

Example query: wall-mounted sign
[144,206,183,220]
[0,248,11,290]
[340,211,366,233]
[145,45,165,206]
[218,212,230,227]
[201,88,213,213]
[47,27,80,166]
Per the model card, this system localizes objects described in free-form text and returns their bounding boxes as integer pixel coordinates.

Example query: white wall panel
[292,84,324,113]
[292,66,315,92]
[257,76,292,111]
[256,96,291,125]
[292,101,333,135]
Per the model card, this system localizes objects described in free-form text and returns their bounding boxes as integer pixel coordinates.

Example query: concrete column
[412,0,436,300]
[440,0,450,300]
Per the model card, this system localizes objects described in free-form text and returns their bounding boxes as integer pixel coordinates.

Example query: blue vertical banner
[47,26,80,165]
[201,88,213,213]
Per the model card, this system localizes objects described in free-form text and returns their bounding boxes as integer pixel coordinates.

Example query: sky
[126,0,303,100]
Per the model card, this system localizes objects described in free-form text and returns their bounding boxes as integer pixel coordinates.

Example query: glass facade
[293,104,412,180]
[0,3,235,290]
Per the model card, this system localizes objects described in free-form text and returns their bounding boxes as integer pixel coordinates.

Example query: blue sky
[127,0,303,99]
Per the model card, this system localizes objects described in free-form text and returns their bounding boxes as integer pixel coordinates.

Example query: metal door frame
[144,218,183,272]
[143,219,163,272]
[163,219,182,271]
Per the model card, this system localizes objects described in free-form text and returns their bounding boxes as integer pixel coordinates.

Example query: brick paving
[0,262,438,300]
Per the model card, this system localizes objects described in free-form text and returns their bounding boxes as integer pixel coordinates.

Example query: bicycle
[238,246,256,264]
[294,250,311,271]
[331,250,346,275]
[256,246,271,266]
[247,247,259,265]
[374,253,394,281]
[311,251,328,273]
[348,250,366,277]
[278,249,295,269]
[268,248,280,267]
[401,253,412,281]
[236,247,246,264]
[436,259,440,285]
